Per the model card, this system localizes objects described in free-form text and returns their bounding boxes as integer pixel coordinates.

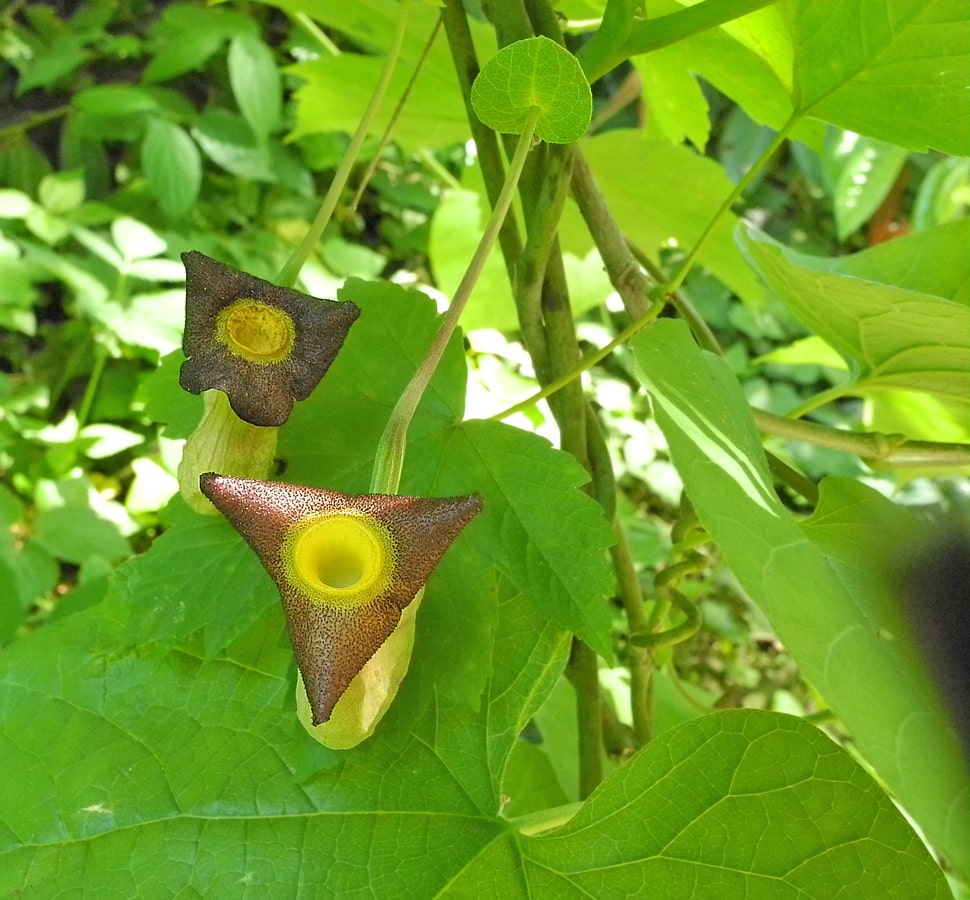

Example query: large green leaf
[514,711,949,899]
[0,582,947,898]
[0,581,565,895]
[412,419,616,662]
[788,0,969,154]
[631,318,970,880]
[673,0,968,154]
[798,217,970,307]
[740,225,970,406]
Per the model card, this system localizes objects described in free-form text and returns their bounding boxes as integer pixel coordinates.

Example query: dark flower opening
[180,251,360,427]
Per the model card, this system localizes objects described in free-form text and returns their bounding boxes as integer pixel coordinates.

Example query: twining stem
[611,519,653,746]
[753,408,970,467]
[370,108,542,494]
[276,0,414,288]
[569,638,603,798]
[491,295,665,420]
[350,19,442,212]
[440,0,525,288]
[667,113,797,295]
[783,382,854,420]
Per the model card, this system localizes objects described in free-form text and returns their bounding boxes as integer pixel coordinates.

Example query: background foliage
[0,0,967,896]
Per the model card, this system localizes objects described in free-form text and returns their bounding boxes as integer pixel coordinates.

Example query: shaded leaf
[740,226,970,406]
[631,318,970,878]
[141,119,201,219]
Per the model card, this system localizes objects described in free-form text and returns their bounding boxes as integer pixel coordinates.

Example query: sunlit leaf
[631,318,970,877]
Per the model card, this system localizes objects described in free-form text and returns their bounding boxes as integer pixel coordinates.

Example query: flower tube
[200,473,482,746]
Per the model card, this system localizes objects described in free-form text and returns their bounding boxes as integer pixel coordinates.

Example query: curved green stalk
[276,0,413,288]
[371,107,542,494]
[667,113,797,295]
[580,0,782,84]
[783,382,854,420]
[492,292,665,421]
[350,19,442,212]
[752,407,970,467]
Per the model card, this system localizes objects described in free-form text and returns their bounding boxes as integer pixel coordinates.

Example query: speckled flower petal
[180,251,359,427]
[199,474,483,725]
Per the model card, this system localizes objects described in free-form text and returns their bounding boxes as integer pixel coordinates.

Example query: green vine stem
[490,295,665,421]
[350,19,442,212]
[370,107,543,494]
[0,104,70,141]
[611,518,653,746]
[667,113,796,296]
[783,383,855,420]
[276,0,414,288]
[752,408,970,467]
[579,0,783,83]
[440,0,526,291]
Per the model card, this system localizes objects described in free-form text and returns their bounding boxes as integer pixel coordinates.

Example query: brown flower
[199,474,483,725]
[180,251,359,427]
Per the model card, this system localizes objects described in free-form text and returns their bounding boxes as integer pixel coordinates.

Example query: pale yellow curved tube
[295,588,423,749]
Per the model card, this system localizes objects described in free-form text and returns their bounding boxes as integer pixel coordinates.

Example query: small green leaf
[38,170,84,215]
[228,33,281,140]
[471,36,591,143]
[823,131,908,240]
[633,45,710,150]
[72,84,160,117]
[33,505,130,565]
[141,119,202,219]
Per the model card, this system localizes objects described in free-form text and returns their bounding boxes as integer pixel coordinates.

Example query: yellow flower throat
[281,511,396,609]
[216,299,296,365]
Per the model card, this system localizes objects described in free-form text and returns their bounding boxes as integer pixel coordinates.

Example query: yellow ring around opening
[282,512,396,609]
[216,299,296,365]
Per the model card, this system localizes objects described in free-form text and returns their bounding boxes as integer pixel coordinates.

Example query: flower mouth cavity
[284,512,396,609]
[217,298,296,365]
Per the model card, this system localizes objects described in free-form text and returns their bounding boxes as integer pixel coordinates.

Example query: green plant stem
[491,296,665,420]
[784,382,853,420]
[440,0,525,285]
[752,408,970,467]
[518,145,580,420]
[291,12,341,55]
[567,637,603,798]
[371,108,541,494]
[75,341,108,433]
[350,19,442,212]
[0,104,70,141]
[574,0,638,83]
[276,0,413,288]
[624,239,723,355]
[667,113,797,295]
[571,150,653,319]
[581,0,782,83]
[611,519,652,746]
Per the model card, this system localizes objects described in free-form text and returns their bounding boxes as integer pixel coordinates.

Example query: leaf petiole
[371,108,543,493]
